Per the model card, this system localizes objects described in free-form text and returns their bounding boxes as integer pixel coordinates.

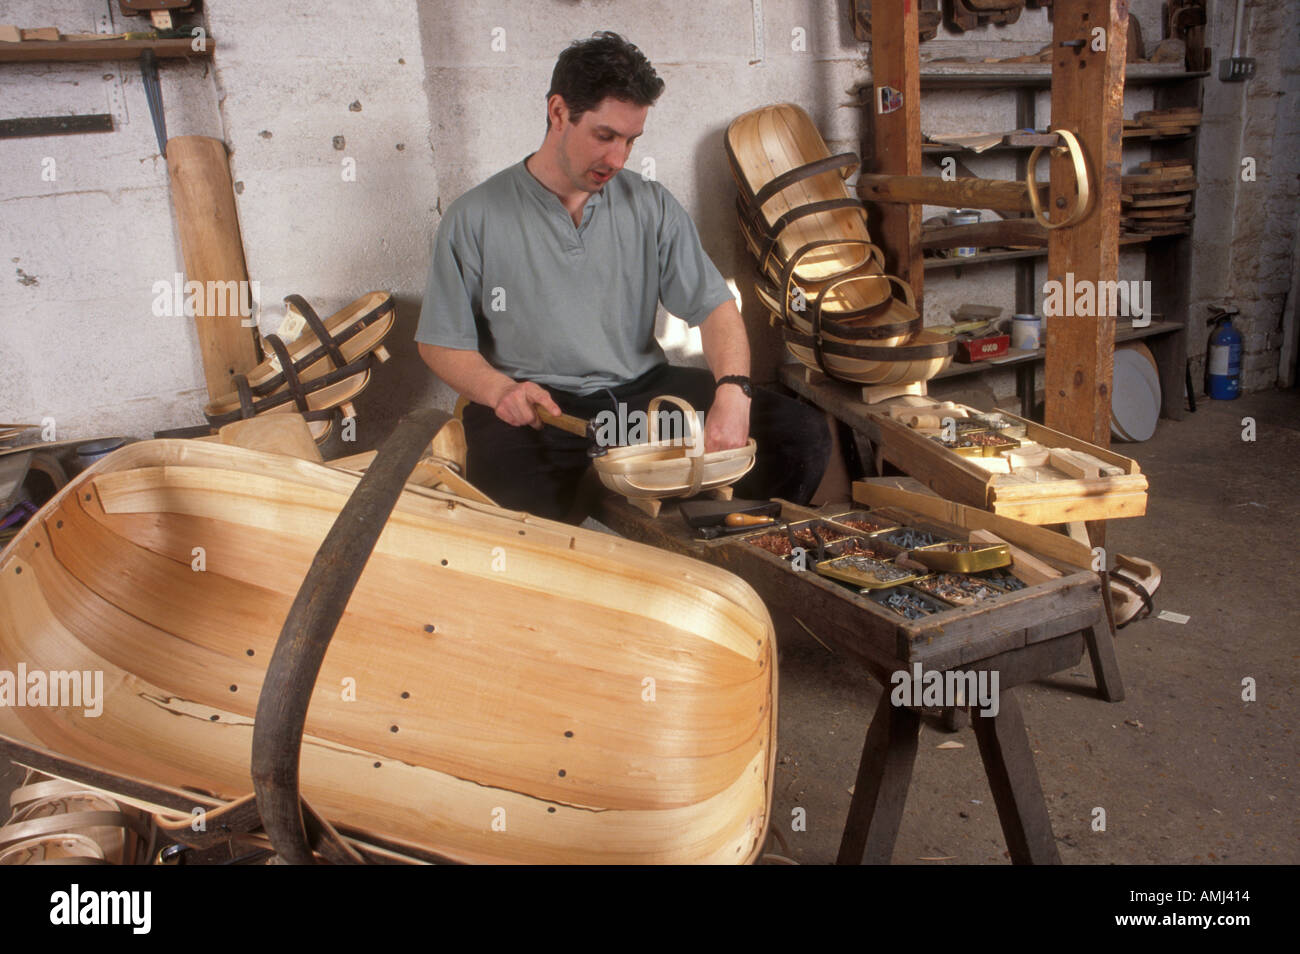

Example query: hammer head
[586,420,607,458]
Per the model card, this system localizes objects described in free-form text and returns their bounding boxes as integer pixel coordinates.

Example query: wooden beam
[866,0,923,305]
[1043,0,1128,449]
[859,173,1044,213]
[166,136,260,401]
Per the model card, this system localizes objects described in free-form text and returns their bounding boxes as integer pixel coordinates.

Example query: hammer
[536,408,607,458]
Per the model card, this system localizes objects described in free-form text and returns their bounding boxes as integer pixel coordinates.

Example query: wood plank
[868,0,924,304]
[166,136,260,401]
[0,37,212,63]
[858,173,1044,212]
[1043,0,1128,453]
[990,490,1148,523]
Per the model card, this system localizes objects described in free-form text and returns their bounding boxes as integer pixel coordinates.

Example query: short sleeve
[655,187,735,328]
[414,205,484,349]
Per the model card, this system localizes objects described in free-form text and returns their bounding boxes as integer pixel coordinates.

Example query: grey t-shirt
[415,157,734,395]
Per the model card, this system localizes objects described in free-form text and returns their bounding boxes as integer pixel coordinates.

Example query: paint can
[949,209,981,257]
[1011,314,1041,350]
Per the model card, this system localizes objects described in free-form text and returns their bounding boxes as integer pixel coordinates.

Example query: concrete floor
[3,389,1296,865]
[768,387,1299,864]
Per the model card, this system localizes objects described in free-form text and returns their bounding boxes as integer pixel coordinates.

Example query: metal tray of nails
[742,518,858,561]
[911,572,1006,606]
[814,551,925,591]
[868,585,952,621]
[822,510,901,537]
[870,526,953,551]
[909,541,1012,574]
[972,568,1027,592]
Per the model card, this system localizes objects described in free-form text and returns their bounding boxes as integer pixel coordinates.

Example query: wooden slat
[859,173,1044,212]
[0,37,213,63]
[867,0,923,303]
[990,491,1147,523]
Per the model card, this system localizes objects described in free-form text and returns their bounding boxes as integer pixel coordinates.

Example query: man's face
[552,96,648,193]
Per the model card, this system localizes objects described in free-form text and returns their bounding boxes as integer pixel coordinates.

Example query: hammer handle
[536,407,590,438]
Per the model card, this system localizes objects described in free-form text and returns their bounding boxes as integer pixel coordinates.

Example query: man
[417,31,829,522]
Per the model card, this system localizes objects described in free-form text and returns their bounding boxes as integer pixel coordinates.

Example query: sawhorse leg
[837,693,921,865]
[1083,622,1125,702]
[971,688,1061,865]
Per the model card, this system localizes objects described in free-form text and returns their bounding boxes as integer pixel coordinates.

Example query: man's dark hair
[546,32,664,128]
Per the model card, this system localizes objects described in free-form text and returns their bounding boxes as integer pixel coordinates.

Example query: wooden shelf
[931,320,1183,382]
[924,234,1155,271]
[919,66,1208,89]
[0,37,212,63]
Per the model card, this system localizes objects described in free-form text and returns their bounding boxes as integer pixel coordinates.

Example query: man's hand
[704,384,751,453]
[495,380,563,429]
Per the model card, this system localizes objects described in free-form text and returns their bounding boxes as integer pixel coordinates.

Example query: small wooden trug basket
[593,396,756,513]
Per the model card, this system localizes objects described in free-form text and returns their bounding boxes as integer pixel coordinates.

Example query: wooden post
[1043,1,1128,447]
[865,0,923,307]
[166,135,260,402]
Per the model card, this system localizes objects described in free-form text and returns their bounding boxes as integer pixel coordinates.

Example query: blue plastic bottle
[1207,313,1241,400]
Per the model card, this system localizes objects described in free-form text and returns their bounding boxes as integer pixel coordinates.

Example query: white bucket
[1011,314,1041,350]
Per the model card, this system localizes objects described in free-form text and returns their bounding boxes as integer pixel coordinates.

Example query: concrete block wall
[2,0,1295,448]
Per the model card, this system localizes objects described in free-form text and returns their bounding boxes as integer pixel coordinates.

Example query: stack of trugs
[724,103,955,388]
[1122,159,1196,238]
[1122,107,1202,140]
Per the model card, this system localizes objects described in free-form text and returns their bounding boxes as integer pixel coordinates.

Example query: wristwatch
[715,374,752,398]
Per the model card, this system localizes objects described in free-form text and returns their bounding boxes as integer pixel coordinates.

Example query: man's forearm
[698,299,751,380]
[418,343,515,407]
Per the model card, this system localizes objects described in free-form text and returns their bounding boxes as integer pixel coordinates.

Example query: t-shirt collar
[517,154,606,211]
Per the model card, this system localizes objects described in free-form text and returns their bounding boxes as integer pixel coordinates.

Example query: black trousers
[462,364,831,523]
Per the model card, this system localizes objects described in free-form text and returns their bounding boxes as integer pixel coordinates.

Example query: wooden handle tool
[724,512,775,528]
[535,407,590,438]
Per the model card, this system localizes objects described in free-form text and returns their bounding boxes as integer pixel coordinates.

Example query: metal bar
[139,49,168,156]
[250,408,445,865]
[0,114,114,138]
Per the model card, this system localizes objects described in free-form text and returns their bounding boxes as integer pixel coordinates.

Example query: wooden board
[0,439,777,864]
[858,173,1044,213]
[166,137,260,402]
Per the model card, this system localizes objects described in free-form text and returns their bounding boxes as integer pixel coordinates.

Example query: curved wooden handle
[1026,129,1092,231]
[647,395,701,447]
[250,406,446,865]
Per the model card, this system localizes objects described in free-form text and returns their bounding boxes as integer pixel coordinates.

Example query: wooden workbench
[595,493,1110,864]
